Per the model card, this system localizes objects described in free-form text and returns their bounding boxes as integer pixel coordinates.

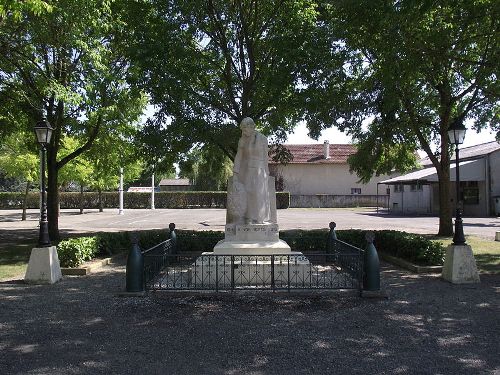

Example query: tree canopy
[120,0,335,161]
[0,0,147,239]
[302,0,499,234]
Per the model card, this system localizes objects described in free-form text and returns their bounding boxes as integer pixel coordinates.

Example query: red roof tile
[270,144,357,164]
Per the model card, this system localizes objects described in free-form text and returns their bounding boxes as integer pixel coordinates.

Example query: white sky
[286,121,497,149]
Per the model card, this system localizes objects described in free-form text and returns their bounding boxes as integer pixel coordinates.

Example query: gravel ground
[1,261,499,375]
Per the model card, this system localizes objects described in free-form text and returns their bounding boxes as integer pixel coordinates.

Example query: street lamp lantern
[447,120,466,245]
[447,120,466,146]
[33,116,53,247]
[34,117,54,146]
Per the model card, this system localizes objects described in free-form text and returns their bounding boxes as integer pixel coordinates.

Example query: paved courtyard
[0,208,499,242]
[1,261,499,374]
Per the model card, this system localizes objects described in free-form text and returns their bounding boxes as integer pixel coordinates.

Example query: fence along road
[0,208,498,241]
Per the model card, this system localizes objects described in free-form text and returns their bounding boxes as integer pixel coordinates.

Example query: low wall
[290,194,389,208]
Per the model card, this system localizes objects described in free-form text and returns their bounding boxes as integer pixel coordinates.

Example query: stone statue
[230,117,271,224]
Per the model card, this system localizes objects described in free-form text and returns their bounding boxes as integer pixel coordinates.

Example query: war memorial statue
[214,117,290,254]
[191,117,309,285]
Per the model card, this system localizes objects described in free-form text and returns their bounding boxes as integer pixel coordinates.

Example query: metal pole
[38,146,51,247]
[119,167,124,215]
[151,172,155,210]
[453,145,466,245]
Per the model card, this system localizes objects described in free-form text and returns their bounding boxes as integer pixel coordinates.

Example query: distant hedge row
[0,191,291,209]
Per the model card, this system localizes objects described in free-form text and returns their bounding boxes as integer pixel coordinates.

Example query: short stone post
[126,233,144,292]
[363,232,380,291]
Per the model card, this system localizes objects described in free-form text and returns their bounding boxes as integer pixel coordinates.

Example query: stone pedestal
[25,246,62,284]
[214,223,291,255]
[442,244,480,284]
[192,253,310,287]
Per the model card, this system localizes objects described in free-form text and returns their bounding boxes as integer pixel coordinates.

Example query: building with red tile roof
[268,141,392,207]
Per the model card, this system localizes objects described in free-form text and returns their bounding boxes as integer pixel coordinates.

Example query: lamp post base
[442,244,480,284]
[24,246,62,284]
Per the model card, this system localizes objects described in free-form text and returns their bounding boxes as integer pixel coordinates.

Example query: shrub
[0,191,290,209]
[55,227,445,268]
[57,237,99,267]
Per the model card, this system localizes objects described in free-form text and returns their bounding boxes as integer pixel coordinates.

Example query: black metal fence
[143,252,363,292]
[128,221,378,293]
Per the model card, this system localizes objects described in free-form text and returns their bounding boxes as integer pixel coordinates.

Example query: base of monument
[213,239,291,255]
[191,251,311,287]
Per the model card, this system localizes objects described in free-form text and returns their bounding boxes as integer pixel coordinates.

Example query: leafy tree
[119,0,331,161]
[0,131,39,220]
[304,0,499,235]
[0,0,146,240]
[178,144,233,191]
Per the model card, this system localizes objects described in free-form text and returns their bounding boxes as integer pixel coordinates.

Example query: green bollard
[169,223,176,253]
[327,222,337,262]
[363,231,380,291]
[126,232,144,292]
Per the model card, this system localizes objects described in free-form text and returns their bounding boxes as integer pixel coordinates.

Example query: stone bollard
[363,231,380,291]
[126,232,144,293]
[169,223,177,252]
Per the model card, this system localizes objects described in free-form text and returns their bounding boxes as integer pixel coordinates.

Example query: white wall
[271,163,390,195]
[489,150,500,215]
[389,185,432,214]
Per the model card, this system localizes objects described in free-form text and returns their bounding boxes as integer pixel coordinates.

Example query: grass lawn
[429,235,500,274]
[0,243,33,280]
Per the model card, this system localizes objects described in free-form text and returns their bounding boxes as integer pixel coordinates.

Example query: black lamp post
[34,117,53,247]
[447,120,467,245]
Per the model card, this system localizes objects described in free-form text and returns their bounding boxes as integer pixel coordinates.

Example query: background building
[381,141,500,217]
[269,141,392,208]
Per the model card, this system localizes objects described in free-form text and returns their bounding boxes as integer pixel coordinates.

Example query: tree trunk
[436,131,453,236]
[437,169,453,236]
[98,188,103,212]
[21,181,29,221]
[47,149,60,242]
[80,184,84,214]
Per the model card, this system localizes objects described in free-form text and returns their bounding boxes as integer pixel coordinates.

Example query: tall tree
[303,0,499,235]
[179,144,233,191]
[0,0,146,240]
[0,131,39,220]
[119,0,332,161]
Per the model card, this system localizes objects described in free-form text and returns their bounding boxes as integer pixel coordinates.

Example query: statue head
[240,117,256,137]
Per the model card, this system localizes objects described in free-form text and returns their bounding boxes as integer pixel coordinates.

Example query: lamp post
[34,117,53,247]
[447,120,467,245]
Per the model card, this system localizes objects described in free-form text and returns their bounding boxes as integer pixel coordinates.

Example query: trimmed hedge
[0,191,290,209]
[56,228,445,268]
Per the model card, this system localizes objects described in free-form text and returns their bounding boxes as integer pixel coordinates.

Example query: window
[460,181,479,204]
[351,188,361,195]
[394,184,404,193]
[410,184,423,192]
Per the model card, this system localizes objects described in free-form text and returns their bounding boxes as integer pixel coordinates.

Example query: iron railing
[143,238,176,285]
[143,253,363,292]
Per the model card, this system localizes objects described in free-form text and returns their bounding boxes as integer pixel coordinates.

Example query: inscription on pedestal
[225,223,280,241]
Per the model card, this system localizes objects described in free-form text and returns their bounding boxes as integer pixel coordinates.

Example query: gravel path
[1,261,499,374]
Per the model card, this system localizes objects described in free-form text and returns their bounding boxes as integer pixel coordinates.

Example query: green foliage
[119,0,329,160]
[0,191,291,209]
[56,227,445,268]
[57,237,99,268]
[301,0,499,235]
[374,231,445,266]
[0,131,39,184]
[179,144,233,191]
[0,0,147,239]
